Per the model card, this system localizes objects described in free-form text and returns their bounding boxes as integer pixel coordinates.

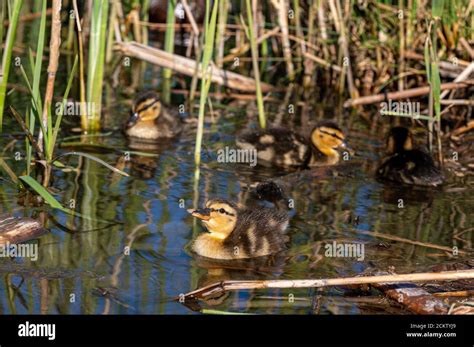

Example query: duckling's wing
[236,127,310,167]
[226,208,290,257]
[156,107,183,137]
[377,150,444,186]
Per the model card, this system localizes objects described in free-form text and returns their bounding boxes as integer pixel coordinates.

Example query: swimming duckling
[125,91,182,140]
[188,199,289,259]
[236,121,351,168]
[377,127,444,187]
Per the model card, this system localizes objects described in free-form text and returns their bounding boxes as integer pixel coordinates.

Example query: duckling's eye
[219,208,225,214]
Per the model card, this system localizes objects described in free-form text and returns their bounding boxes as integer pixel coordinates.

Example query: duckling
[236,121,351,168]
[188,199,289,260]
[125,91,182,141]
[377,127,444,187]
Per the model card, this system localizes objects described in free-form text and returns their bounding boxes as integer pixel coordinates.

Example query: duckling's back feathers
[224,206,290,257]
[236,127,310,167]
[377,149,444,187]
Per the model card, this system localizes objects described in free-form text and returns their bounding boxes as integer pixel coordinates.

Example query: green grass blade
[55,152,129,177]
[19,175,63,209]
[432,0,445,19]
[194,0,219,166]
[50,55,78,157]
[245,0,266,129]
[431,62,441,121]
[0,0,24,132]
[19,175,113,223]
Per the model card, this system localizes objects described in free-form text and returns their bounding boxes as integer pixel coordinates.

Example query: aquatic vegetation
[0,0,472,324]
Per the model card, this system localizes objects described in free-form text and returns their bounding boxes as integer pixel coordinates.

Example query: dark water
[1,93,473,315]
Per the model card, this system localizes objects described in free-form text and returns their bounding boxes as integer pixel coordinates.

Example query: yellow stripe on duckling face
[311,126,346,157]
[134,98,162,122]
[189,201,237,240]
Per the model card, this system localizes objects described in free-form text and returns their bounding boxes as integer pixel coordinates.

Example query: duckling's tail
[254,180,289,210]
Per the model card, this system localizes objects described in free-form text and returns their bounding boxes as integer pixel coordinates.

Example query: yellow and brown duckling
[236,121,351,168]
[188,199,289,260]
[125,91,182,141]
[377,127,444,187]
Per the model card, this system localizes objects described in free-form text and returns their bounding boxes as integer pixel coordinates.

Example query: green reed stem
[86,0,109,132]
[194,0,219,167]
[246,0,266,128]
[162,0,176,103]
[0,0,23,132]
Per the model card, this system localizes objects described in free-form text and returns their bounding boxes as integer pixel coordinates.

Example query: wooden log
[0,216,45,245]
[114,41,275,93]
[371,271,449,314]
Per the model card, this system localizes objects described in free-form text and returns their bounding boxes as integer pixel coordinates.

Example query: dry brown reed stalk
[221,27,280,64]
[344,79,474,107]
[270,0,294,81]
[115,41,275,92]
[181,270,474,301]
[40,0,61,187]
[398,0,405,93]
[329,0,357,98]
[72,0,87,130]
[353,228,471,255]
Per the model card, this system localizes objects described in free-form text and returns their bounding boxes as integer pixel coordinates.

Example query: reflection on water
[0,96,473,315]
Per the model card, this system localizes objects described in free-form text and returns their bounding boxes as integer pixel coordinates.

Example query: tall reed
[194,0,219,168]
[162,0,176,103]
[246,0,266,129]
[85,0,109,132]
[0,0,23,132]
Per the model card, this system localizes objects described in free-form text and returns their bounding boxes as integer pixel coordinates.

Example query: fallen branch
[0,216,45,245]
[180,269,474,301]
[114,41,275,93]
[371,271,449,314]
[343,79,474,108]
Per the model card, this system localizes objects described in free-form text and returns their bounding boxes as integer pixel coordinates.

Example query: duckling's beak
[187,208,211,221]
[338,141,355,156]
[127,112,140,128]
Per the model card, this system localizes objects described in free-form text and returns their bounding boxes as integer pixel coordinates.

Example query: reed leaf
[245,0,266,129]
[50,55,79,158]
[54,152,129,177]
[19,175,113,223]
[194,0,219,166]
[431,0,445,19]
[431,62,441,121]
[162,0,176,103]
[86,0,109,131]
[0,0,23,132]
[19,175,64,210]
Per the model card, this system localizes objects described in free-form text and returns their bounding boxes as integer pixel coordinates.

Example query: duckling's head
[310,121,349,158]
[386,127,413,154]
[188,199,238,240]
[127,91,162,128]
